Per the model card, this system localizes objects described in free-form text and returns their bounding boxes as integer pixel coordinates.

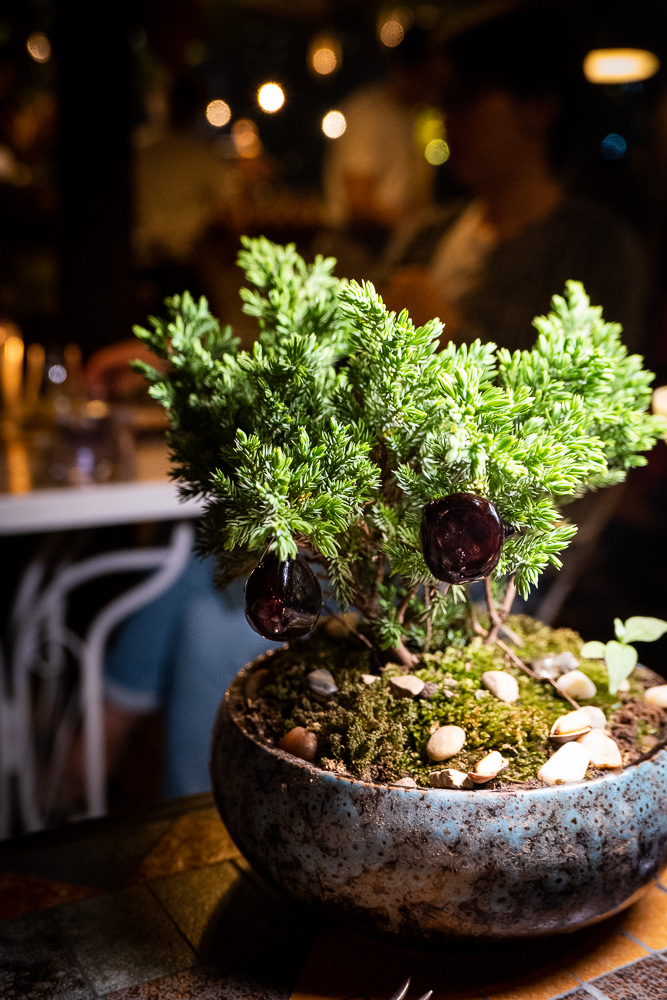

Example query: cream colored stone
[467,750,509,784]
[481,670,520,704]
[554,670,597,700]
[361,673,378,686]
[645,684,667,709]
[576,729,623,769]
[550,709,593,743]
[429,768,473,789]
[426,725,466,761]
[389,675,425,699]
[578,706,607,730]
[538,742,590,785]
[392,776,418,788]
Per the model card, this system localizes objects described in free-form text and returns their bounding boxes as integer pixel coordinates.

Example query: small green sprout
[581,617,667,694]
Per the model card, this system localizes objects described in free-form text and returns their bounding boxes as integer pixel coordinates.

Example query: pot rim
[225,646,667,798]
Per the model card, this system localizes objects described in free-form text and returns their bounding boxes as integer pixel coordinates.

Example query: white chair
[0,519,194,836]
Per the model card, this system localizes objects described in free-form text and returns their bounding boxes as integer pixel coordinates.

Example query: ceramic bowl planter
[210,654,667,946]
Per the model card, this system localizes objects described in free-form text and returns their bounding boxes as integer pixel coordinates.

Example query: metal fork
[389,977,433,1000]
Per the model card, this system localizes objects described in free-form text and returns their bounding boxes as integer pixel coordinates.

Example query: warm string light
[379,20,404,47]
[257,83,285,113]
[232,119,262,159]
[309,34,341,76]
[322,111,346,139]
[583,48,660,84]
[378,6,413,47]
[206,99,231,127]
[26,31,51,63]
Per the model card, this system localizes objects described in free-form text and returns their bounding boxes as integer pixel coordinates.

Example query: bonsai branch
[423,587,432,653]
[484,577,503,644]
[396,585,418,625]
[393,639,418,668]
[485,575,518,645]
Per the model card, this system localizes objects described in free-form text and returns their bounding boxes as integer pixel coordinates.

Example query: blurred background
[2,0,667,829]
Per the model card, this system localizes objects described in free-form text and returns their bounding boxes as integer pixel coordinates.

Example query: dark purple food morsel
[421,493,504,584]
[245,551,322,641]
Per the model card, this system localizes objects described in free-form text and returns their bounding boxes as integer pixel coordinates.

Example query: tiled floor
[2,794,667,999]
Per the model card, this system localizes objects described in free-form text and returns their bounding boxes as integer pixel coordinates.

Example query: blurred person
[102,554,273,798]
[316,24,441,279]
[380,5,652,353]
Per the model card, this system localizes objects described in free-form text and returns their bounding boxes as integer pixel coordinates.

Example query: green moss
[252,616,651,787]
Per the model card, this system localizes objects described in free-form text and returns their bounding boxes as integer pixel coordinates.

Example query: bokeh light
[379,20,404,47]
[206,99,232,127]
[309,33,342,76]
[378,6,413,46]
[312,47,337,75]
[600,133,627,160]
[232,119,262,159]
[257,82,285,113]
[26,31,51,63]
[584,48,659,84]
[48,364,67,385]
[322,111,347,139]
[424,139,450,165]
[415,107,446,148]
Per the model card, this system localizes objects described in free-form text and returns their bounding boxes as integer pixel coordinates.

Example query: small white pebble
[361,673,378,686]
[482,670,520,704]
[429,768,473,789]
[645,684,667,709]
[555,669,597,700]
[577,706,607,730]
[576,729,623,769]
[538,742,590,785]
[550,709,593,742]
[467,750,509,784]
[553,651,579,674]
[392,776,418,788]
[426,725,466,761]
[389,674,425,699]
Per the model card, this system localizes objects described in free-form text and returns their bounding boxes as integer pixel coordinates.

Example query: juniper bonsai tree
[133,236,665,672]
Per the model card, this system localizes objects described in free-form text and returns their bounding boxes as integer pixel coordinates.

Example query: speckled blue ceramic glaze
[210,655,667,945]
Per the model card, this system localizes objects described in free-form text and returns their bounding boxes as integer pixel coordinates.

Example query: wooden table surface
[1,792,667,1000]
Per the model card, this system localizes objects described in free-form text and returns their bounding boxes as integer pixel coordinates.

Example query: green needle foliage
[134,236,665,656]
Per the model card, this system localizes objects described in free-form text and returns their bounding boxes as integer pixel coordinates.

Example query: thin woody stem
[499,576,517,620]
[396,585,418,625]
[423,587,432,653]
[495,638,580,710]
[471,618,580,709]
[394,639,418,668]
[321,603,375,651]
[484,576,503,644]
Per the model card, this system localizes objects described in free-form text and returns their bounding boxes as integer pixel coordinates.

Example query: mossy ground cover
[249,616,662,787]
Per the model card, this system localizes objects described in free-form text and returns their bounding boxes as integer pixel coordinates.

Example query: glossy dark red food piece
[420,493,504,584]
[245,551,322,640]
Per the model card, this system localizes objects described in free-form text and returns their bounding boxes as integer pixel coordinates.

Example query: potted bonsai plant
[134,236,667,943]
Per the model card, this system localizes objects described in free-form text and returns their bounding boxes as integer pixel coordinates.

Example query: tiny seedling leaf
[621,616,667,645]
[605,640,638,695]
[581,640,606,659]
[614,617,626,641]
